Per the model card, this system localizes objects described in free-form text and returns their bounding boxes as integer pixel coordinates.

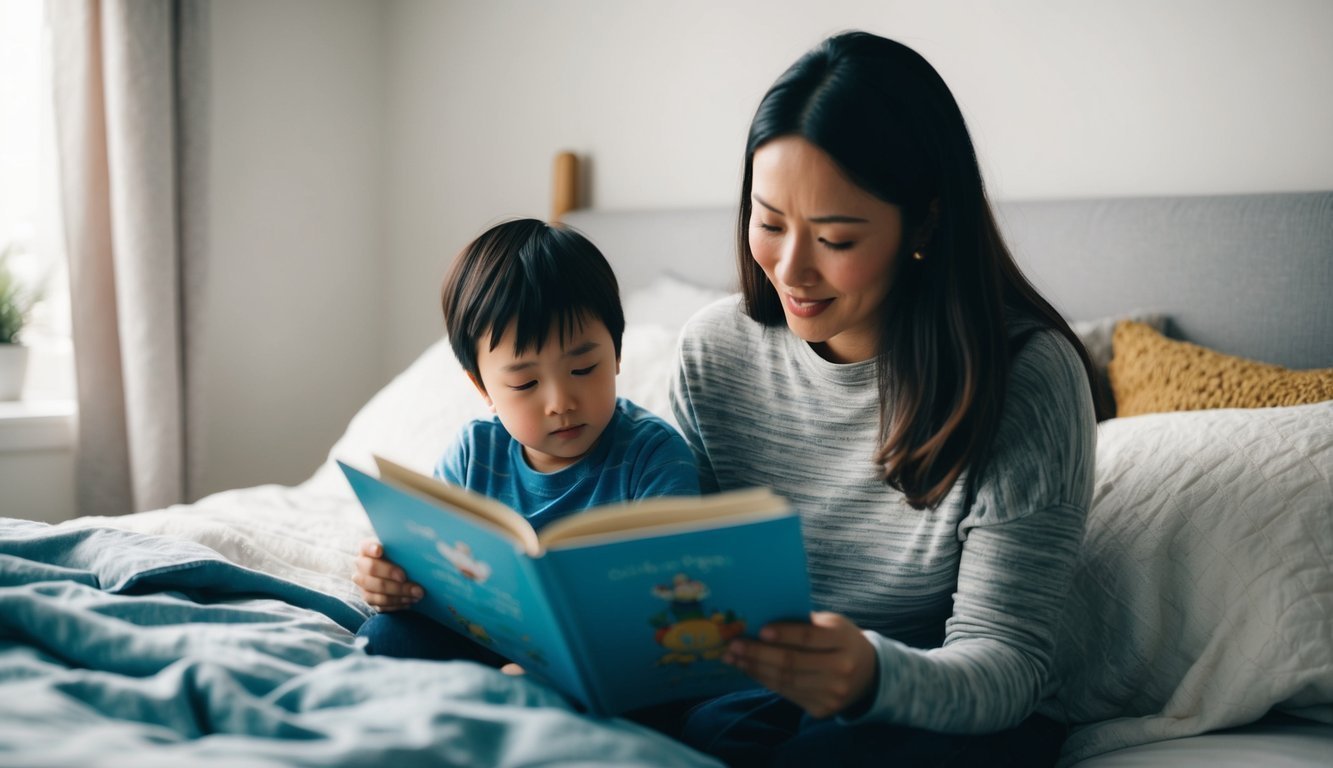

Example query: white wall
[196,0,1333,496]
[197,0,385,496]
[378,0,1333,375]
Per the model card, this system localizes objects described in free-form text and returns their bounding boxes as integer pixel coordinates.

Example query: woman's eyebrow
[754,194,785,215]
[753,194,868,224]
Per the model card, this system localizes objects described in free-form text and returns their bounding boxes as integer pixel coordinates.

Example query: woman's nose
[775,236,816,288]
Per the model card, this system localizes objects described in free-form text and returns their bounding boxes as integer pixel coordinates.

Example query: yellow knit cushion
[1109,320,1333,417]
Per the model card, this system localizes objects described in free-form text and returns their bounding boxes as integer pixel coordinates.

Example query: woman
[670,31,1101,766]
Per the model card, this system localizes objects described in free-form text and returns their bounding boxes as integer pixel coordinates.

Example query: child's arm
[352,538,423,611]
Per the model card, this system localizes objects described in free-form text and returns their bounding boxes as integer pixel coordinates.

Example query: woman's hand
[724,611,878,719]
[351,539,423,611]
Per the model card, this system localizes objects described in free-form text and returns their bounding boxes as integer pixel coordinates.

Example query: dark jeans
[357,610,509,667]
[358,614,1065,767]
[679,688,1068,768]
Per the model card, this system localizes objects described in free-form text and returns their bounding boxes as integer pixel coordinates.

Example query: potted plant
[0,242,40,400]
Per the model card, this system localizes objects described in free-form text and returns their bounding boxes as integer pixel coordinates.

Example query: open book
[338,456,812,715]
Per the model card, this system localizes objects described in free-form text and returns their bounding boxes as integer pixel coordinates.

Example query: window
[1,0,73,402]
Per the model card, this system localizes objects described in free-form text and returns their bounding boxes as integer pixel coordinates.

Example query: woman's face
[749,136,905,364]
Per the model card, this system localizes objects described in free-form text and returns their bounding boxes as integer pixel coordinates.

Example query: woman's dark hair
[738,31,1107,509]
[442,218,624,387]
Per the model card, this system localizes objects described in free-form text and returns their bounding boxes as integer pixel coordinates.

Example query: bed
[2,162,1330,766]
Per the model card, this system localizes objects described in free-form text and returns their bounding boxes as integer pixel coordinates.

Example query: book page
[541,512,812,714]
[538,487,787,549]
[374,455,540,557]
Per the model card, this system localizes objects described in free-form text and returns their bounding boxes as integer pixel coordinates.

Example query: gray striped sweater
[670,295,1095,732]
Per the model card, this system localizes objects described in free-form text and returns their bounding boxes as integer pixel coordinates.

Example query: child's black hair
[441,218,624,388]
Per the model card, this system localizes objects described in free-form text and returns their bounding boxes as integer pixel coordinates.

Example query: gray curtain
[48,0,208,516]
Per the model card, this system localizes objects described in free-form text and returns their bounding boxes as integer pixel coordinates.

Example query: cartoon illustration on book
[650,573,746,666]
[448,606,495,646]
[438,539,492,583]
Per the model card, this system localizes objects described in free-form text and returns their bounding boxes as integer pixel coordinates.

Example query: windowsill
[0,398,76,452]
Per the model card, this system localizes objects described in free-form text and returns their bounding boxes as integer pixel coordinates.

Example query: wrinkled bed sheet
[0,520,721,767]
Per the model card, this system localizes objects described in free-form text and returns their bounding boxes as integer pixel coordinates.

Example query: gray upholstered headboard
[563,191,1333,370]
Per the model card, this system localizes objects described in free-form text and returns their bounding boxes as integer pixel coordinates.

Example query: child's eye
[509,380,537,391]
[572,365,597,376]
[819,238,854,251]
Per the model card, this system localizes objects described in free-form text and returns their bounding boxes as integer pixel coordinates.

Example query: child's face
[473,315,619,474]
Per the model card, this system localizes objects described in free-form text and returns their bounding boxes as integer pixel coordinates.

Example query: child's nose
[547,384,575,414]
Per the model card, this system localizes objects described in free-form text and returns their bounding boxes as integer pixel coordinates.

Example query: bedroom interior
[2,1,1332,766]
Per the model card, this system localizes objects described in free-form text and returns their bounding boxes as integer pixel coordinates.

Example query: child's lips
[550,424,586,440]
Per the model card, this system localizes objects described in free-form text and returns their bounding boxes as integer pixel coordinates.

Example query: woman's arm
[855,331,1097,731]
[723,501,1085,728]
[728,331,1096,731]
[853,501,1087,731]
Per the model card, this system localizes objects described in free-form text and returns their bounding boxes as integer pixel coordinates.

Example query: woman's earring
[912,251,925,261]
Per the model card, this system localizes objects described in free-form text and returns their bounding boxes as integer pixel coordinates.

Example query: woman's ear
[467,371,496,412]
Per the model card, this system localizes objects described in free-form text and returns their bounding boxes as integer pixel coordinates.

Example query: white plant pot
[0,343,29,400]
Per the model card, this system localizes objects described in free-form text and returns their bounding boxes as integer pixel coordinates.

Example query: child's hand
[352,539,423,611]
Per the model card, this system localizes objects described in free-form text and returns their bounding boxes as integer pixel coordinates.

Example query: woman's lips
[784,293,834,318]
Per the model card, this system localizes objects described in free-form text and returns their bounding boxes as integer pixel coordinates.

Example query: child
[353,218,700,664]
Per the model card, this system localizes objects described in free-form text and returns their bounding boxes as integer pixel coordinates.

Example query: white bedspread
[65,484,374,613]
[1045,401,1333,766]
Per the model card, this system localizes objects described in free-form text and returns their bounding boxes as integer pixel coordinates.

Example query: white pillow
[303,337,490,494]
[623,273,731,330]
[615,324,685,430]
[1045,401,1333,764]
[304,320,692,495]
[307,300,1156,496]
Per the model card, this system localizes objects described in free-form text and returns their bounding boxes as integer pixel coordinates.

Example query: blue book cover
[338,456,812,715]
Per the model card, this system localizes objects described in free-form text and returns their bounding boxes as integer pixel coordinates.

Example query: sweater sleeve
[848,331,1096,732]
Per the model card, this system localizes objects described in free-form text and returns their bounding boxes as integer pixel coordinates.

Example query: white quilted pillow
[302,324,690,495]
[302,336,486,494]
[623,273,730,330]
[303,278,731,496]
[1047,401,1333,765]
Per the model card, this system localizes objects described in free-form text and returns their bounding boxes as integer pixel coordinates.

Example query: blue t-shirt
[433,397,700,530]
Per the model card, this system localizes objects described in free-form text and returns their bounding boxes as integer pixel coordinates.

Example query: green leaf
[0,243,40,345]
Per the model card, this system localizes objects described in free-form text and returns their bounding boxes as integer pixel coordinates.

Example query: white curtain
[48,0,208,516]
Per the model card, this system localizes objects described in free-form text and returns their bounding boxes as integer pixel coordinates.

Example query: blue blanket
[0,520,721,767]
